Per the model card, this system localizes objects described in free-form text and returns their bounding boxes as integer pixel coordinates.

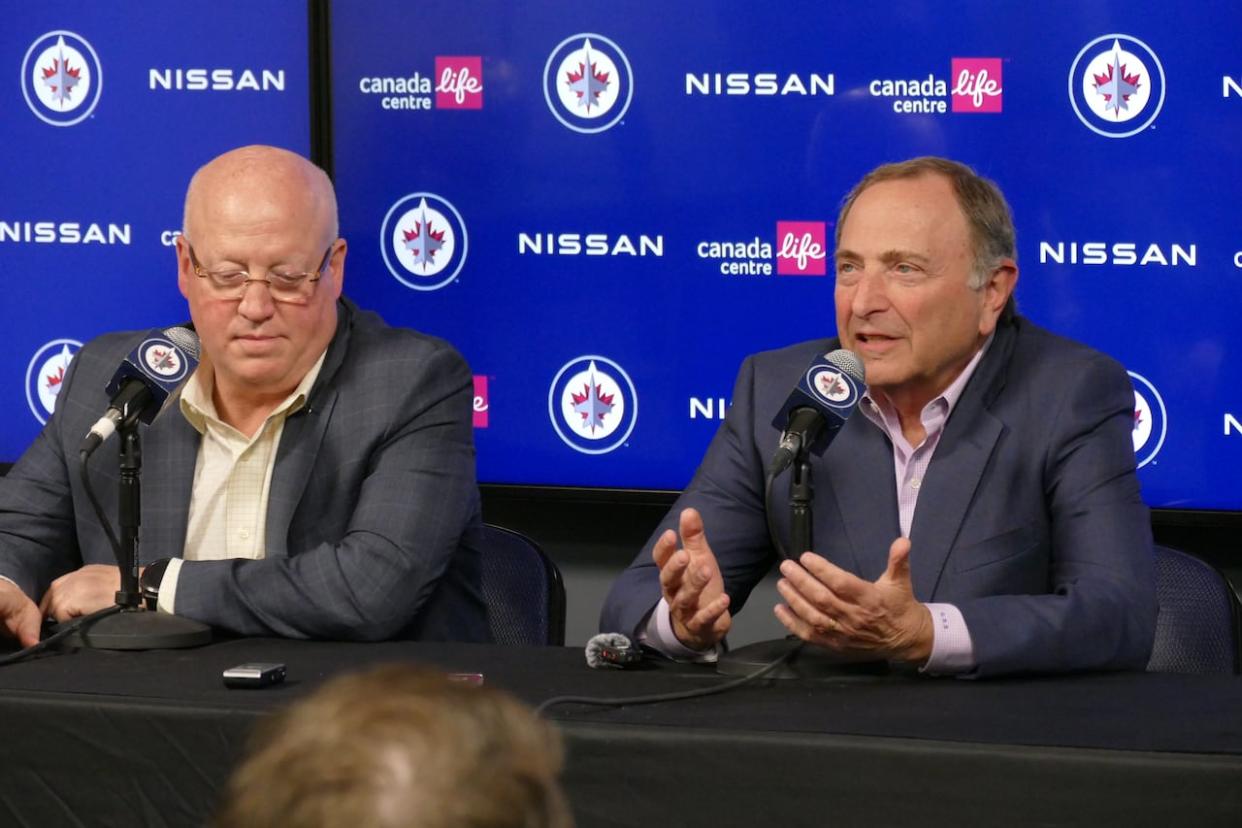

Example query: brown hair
[213,665,572,828]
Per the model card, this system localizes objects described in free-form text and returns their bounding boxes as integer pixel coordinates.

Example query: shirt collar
[180,347,328,435]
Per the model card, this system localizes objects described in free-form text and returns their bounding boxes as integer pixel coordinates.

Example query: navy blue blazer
[601,317,1156,676]
[0,298,489,643]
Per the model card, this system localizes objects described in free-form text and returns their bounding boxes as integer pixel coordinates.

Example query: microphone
[768,348,865,476]
[80,326,200,455]
[585,633,643,669]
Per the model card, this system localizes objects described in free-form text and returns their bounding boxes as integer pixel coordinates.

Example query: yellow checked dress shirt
[155,351,326,613]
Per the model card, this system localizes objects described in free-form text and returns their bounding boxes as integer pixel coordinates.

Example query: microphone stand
[716,438,888,680]
[789,453,813,560]
[116,421,143,608]
[63,417,211,650]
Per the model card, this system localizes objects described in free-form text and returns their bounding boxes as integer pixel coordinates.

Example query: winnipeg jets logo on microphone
[808,367,859,408]
[138,338,189,383]
[84,327,201,455]
[769,349,865,475]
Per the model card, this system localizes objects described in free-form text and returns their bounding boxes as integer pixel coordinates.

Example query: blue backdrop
[330,1,1242,509]
[5,2,1240,514]
[1,1,310,458]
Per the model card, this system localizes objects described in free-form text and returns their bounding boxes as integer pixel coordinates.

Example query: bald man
[0,146,489,645]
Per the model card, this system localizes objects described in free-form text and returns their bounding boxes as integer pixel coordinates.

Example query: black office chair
[479,524,567,646]
[1145,544,1240,674]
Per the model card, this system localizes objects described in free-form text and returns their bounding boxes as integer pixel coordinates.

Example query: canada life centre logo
[1128,371,1167,469]
[548,356,637,454]
[380,193,468,291]
[26,339,83,424]
[22,31,102,126]
[698,220,827,276]
[543,34,633,133]
[1068,34,1165,138]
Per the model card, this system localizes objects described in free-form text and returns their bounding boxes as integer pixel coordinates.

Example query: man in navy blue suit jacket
[601,157,1156,676]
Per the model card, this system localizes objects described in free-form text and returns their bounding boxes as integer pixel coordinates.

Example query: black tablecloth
[0,638,1240,827]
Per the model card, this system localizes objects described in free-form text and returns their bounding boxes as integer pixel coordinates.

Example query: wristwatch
[140,558,172,611]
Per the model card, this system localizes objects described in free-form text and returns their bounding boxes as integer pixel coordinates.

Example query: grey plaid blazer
[0,298,489,642]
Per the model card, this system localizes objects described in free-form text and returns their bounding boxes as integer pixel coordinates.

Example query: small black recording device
[222,662,287,688]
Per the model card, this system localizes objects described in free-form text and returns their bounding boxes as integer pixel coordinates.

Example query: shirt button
[909,478,922,490]
[239,529,251,539]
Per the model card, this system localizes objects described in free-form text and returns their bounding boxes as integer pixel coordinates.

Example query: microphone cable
[763,468,790,561]
[535,641,803,716]
[0,453,134,667]
[0,604,122,667]
[79,449,124,566]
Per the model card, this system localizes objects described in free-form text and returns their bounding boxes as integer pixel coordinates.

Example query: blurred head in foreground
[214,664,572,828]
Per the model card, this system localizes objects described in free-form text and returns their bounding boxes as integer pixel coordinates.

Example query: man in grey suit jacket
[601,158,1155,676]
[0,145,487,646]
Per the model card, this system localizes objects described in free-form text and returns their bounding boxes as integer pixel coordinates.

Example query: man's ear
[175,235,192,300]
[979,259,1017,334]
[327,239,346,300]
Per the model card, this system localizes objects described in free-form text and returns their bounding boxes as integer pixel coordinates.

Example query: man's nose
[851,268,890,316]
[237,278,277,320]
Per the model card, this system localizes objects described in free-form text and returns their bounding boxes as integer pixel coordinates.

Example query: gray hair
[836,157,1017,318]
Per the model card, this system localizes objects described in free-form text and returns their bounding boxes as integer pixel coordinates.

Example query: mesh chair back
[479,524,566,646]
[1146,544,1240,674]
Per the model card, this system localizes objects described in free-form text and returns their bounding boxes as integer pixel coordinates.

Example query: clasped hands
[0,565,132,649]
[655,508,933,663]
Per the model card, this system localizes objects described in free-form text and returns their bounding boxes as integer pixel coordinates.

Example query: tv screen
[7,2,1238,517]
[330,1,1242,510]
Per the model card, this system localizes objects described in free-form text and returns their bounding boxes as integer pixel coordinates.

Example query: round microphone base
[57,607,212,650]
[716,637,889,681]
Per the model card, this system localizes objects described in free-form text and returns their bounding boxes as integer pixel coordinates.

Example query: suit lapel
[142,414,199,563]
[264,300,353,559]
[265,390,338,558]
[823,414,901,580]
[907,323,1015,600]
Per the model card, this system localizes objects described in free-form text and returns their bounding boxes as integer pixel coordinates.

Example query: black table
[0,638,1240,827]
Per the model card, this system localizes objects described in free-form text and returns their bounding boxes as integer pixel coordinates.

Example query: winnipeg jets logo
[812,370,850,403]
[549,356,638,454]
[22,31,102,127]
[1128,371,1167,468]
[543,34,633,134]
[807,365,861,410]
[26,338,82,424]
[1069,35,1165,138]
[139,338,189,382]
[380,193,468,291]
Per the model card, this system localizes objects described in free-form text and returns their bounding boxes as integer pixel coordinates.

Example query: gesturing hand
[653,508,731,651]
[774,537,934,663]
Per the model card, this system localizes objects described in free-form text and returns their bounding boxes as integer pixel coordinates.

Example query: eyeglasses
[186,242,333,304]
